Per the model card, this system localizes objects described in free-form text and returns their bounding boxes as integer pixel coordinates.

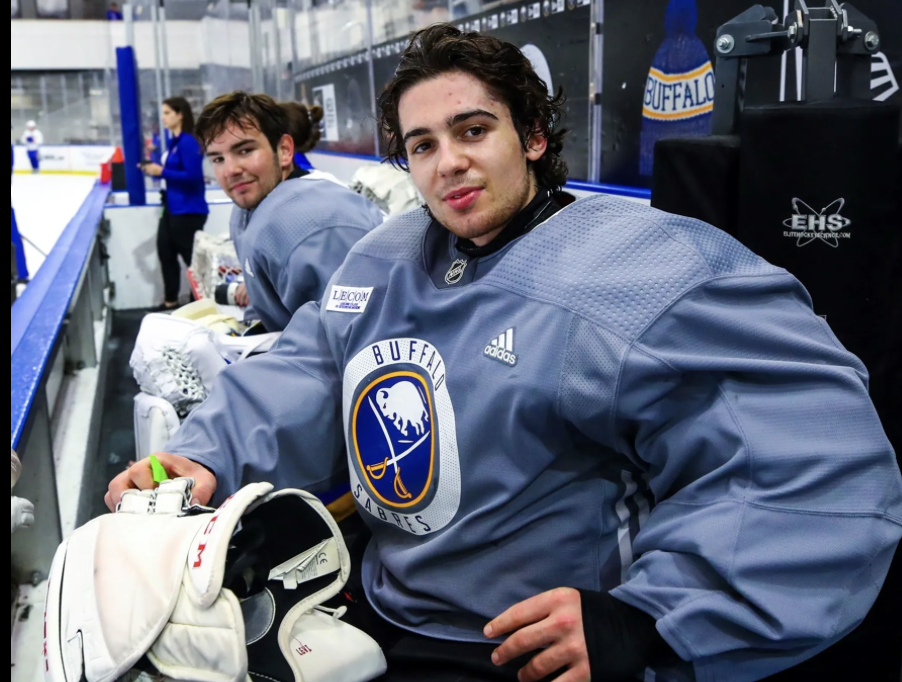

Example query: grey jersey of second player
[172,195,902,682]
[229,172,384,331]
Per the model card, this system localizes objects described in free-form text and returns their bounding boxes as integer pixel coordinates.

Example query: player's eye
[464,126,486,139]
[411,141,432,155]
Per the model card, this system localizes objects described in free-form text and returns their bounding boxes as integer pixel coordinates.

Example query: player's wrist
[578,589,676,681]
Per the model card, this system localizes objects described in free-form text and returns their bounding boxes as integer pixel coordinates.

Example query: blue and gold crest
[352,370,436,509]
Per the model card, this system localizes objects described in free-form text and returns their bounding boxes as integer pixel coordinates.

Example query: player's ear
[278,133,295,169]
[525,124,547,163]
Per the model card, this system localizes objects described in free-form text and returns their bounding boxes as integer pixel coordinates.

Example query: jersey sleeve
[164,301,347,504]
[275,226,371,315]
[245,225,369,332]
[571,271,902,681]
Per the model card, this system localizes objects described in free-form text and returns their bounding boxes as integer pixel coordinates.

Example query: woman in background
[141,97,208,311]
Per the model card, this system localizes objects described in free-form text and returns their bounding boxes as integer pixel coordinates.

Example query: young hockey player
[108,25,902,682]
[201,92,384,332]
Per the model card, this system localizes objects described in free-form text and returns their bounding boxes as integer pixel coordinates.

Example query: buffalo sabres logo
[356,373,433,505]
[344,338,461,535]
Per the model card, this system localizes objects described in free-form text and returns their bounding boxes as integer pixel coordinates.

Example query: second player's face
[206,122,286,211]
[399,71,547,246]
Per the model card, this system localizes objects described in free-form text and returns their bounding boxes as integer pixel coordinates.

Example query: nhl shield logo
[444,258,468,285]
[353,372,435,507]
[344,338,461,535]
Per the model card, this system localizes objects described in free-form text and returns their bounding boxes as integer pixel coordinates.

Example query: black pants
[332,517,554,682]
[337,588,552,682]
[157,209,207,303]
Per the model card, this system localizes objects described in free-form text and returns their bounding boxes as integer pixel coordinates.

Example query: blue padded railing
[10,181,110,450]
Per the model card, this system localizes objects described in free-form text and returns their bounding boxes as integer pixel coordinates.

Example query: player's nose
[436,139,470,177]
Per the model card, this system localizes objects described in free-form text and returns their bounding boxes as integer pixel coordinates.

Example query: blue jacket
[162,133,208,216]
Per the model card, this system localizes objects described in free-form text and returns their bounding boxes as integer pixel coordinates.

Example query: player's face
[205,121,293,210]
[399,71,547,246]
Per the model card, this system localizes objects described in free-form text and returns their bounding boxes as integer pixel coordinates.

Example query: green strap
[149,455,170,484]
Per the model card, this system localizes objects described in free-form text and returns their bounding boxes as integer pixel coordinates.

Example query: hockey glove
[44,478,386,682]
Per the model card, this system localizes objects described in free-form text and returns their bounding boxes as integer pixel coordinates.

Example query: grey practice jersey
[171,196,902,682]
[229,171,384,331]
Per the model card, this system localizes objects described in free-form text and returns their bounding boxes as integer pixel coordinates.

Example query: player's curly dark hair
[378,24,569,191]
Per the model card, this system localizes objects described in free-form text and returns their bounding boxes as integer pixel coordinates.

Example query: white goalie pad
[133,394,182,462]
[44,479,386,682]
[130,306,279,414]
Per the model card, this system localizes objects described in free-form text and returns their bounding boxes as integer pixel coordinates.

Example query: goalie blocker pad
[44,479,386,682]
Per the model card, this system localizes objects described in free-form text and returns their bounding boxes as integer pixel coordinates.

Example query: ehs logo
[782,198,852,248]
[344,338,461,535]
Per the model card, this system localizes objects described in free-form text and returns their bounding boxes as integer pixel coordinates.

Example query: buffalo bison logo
[353,372,435,508]
[376,382,429,437]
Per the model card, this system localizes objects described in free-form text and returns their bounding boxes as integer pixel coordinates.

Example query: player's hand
[234,283,250,307]
[141,162,164,177]
[486,587,589,682]
[105,453,217,511]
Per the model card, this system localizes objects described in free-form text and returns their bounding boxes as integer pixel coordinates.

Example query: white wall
[201,18,251,70]
[11,20,215,71]
[13,144,114,174]
[105,196,233,310]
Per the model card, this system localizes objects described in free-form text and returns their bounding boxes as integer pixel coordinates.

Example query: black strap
[223,517,271,598]
[579,590,678,681]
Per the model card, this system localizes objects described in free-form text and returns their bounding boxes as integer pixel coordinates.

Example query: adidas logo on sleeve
[484,328,517,367]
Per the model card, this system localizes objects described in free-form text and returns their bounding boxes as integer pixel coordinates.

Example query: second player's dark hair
[194,92,289,152]
[378,23,569,191]
[163,96,196,135]
[280,102,324,154]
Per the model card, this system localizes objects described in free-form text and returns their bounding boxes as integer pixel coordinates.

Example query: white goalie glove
[130,302,279,413]
[44,479,387,682]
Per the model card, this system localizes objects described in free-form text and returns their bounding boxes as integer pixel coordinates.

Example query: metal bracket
[712,5,788,135]
[712,1,881,134]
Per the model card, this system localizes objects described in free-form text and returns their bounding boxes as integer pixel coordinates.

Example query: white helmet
[26,120,36,129]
